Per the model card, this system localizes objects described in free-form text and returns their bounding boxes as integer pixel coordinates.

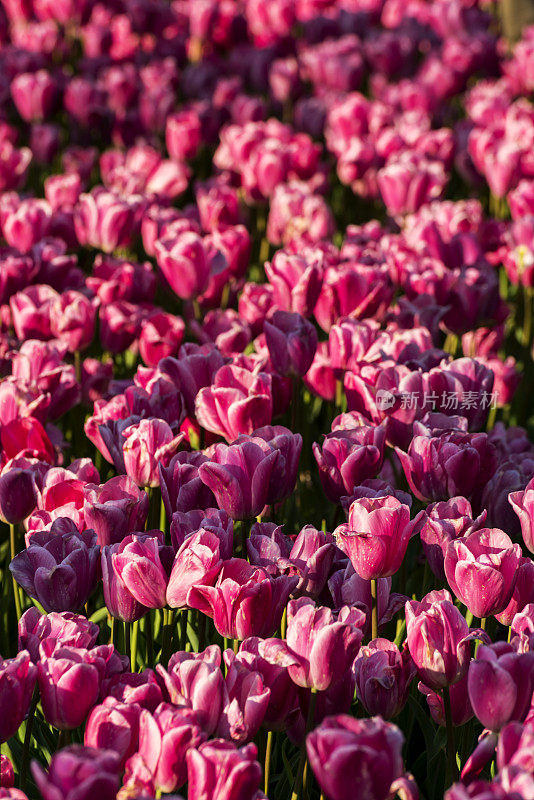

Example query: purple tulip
[237,637,299,730]
[159,451,216,518]
[166,529,225,609]
[155,231,211,301]
[444,528,522,619]
[468,643,534,731]
[336,495,423,581]
[0,466,37,524]
[157,646,226,736]
[509,477,534,554]
[102,540,149,623]
[265,251,323,318]
[0,755,14,789]
[328,563,406,638]
[122,419,184,488]
[83,476,149,547]
[405,589,480,691]
[313,424,386,504]
[264,310,318,377]
[419,673,473,727]
[74,188,139,253]
[10,529,99,613]
[186,740,262,800]
[261,598,364,692]
[217,651,270,744]
[289,525,336,598]
[112,533,170,610]
[495,558,534,627]
[18,609,99,663]
[37,646,102,730]
[84,697,141,770]
[420,497,486,581]
[102,670,163,714]
[32,746,120,800]
[248,425,302,505]
[195,364,273,443]
[354,639,416,719]
[0,651,37,743]
[198,439,281,519]
[307,714,410,800]
[188,558,297,640]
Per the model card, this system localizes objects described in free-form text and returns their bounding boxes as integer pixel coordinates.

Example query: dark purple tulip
[264,310,318,377]
[198,439,281,520]
[354,639,416,719]
[420,673,473,727]
[37,646,102,730]
[420,497,486,581]
[188,558,297,640]
[186,740,262,800]
[247,425,302,505]
[31,746,120,800]
[313,424,386,504]
[18,608,99,662]
[444,528,522,619]
[83,476,149,547]
[328,564,406,638]
[157,646,226,736]
[159,451,215,518]
[307,714,409,800]
[289,525,336,598]
[10,529,99,613]
[0,651,37,743]
[496,558,534,627]
[238,637,299,731]
[102,670,163,714]
[217,651,270,745]
[0,466,37,524]
[468,643,534,731]
[169,508,234,555]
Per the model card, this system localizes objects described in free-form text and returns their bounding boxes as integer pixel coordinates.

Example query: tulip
[134,704,206,794]
[1,417,55,463]
[74,188,139,253]
[249,425,302,505]
[354,639,416,719]
[195,365,273,442]
[238,637,299,730]
[509,477,534,554]
[101,541,149,623]
[112,534,169,610]
[122,419,185,488]
[157,646,226,735]
[0,466,37,524]
[37,646,102,730]
[139,311,185,367]
[264,310,318,377]
[495,558,534,628]
[49,291,96,353]
[419,673,473,727]
[444,528,522,619]
[289,525,336,598]
[198,439,281,520]
[328,563,406,638]
[159,452,216,518]
[307,714,408,800]
[186,740,262,800]
[217,651,270,744]
[260,598,364,692]
[155,231,210,300]
[85,698,141,770]
[265,251,323,318]
[0,755,14,789]
[335,495,423,581]
[313,425,386,504]
[468,643,534,731]
[420,497,486,582]
[166,529,225,609]
[405,590,479,691]
[10,529,99,613]
[83,476,149,547]
[18,609,99,662]
[0,651,37,743]
[31,746,120,800]
[188,558,297,640]
[377,152,447,217]
[102,669,163,714]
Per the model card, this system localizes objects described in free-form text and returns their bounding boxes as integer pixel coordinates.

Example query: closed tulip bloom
[10,529,99,613]
[113,534,169,610]
[135,704,206,794]
[261,598,364,692]
[354,639,416,719]
[468,643,534,731]
[264,310,318,377]
[139,311,185,367]
[0,755,14,789]
[336,495,423,581]
[31,746,120,800]
[396,428,498,503]
[307,714,408,800]
[0,465,37,524]
[265,251,323,318]
[377,152,447,217]
[198,439,281,519]
[495,558,534,628]
[155,231,210,301]
[85,698,141,770]
[420,497,485,582]
[237,637,299,730]
[122,419,184,488]
[188,558,297,640]
[195,365,273,443]
[50,291,96,353]
[18,609,99,662]
[166,529,225,609]
[1,417,55,463]
[405,589,478,691]
[509,477,534,554]
[169,508,234,556]
[444,528,522,619]
[249,425,302,505]
[10,283,57,339]
[217,651,270,744]
[157,646,226,736]
[102,540,148,623]
[313,425,386,504]
[83,476,149,547]
[11,70,58,122]
[159,452,215,519]
[289,525,336,598]
[74,188,138,253]
[37,646,102,730]
[0,651,37,743]
[186,740,262,800]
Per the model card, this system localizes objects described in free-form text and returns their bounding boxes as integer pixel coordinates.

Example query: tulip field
[2,1,534,799]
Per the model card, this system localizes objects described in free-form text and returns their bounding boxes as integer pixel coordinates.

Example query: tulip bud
[32,746,120,800]
[0,651,37,743]
[264,310,318,377]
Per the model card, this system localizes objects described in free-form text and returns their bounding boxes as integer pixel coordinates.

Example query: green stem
[20,688,39,792]
[161,609,172,665]
[370,579,378,641]
[264,730,273,796]
[131,619,139,671]
[291,688,318,800]
[125,620,131,660]
[197,611,206,653]
[475,617,486,656]
[10,523,22,620]
[146,610,154,666]
[74,350,82,384]
[523,286,533,348]
[443,685,458,786]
